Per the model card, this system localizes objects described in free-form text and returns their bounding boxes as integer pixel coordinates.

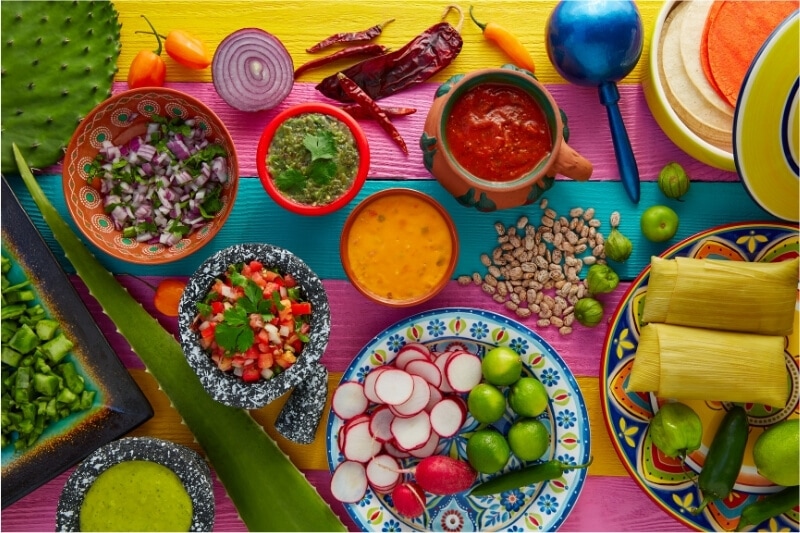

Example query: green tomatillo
[649,402,703,459]
[658,162,691,201]
[574,297,603,327]
[605,228,633,262]
[585,264,620,295]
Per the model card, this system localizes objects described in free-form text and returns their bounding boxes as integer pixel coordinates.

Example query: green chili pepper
[469,457,593,497]
[736,486,799,531]
[693,405,749,515]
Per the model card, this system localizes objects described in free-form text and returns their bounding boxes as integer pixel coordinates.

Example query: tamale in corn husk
[642,257,798,336]
[627,323,790,407]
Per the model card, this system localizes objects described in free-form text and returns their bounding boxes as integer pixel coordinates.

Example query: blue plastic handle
[598,82,640,203]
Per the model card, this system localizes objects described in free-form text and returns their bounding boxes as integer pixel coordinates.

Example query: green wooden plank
[5,175,779,281]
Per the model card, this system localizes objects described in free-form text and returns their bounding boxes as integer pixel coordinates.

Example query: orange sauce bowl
[340,189,459,307]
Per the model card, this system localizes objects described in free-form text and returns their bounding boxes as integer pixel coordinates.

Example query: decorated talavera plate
[733,11,799,222]
[326,307,590,532]
[1,177,153,508]
[601,222,800,531]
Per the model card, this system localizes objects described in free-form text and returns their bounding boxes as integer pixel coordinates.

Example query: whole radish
[391,482,426,518]
[413,455,477,495]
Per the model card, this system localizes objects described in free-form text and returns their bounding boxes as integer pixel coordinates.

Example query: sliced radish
[365,454,401,493]
[405,359,442,388]
[395,343,432,369]
[425,384,443,412]
[374,368,415,405]
[332,381,369,420]
[389,375,431,418]
[434,351,454,393]
[430,396,467,438]
[363,366,390,404]
[444,351,483,393]
[331,461,369,503]
[384,440,411,459]
[408,431,440,459]
[368,405,395,443]
[338,413,371,454]
[390,411,432,452]
[342,418,382,463]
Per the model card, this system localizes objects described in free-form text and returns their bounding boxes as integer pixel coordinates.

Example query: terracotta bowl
[56,437,214,532]
[340,188,459,307]
[178,243,331,415]
[61,87,239,264]
[421,66,592,212]
[256,102,370,216]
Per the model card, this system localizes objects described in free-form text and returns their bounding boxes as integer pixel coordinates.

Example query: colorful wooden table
[1,1,787,531]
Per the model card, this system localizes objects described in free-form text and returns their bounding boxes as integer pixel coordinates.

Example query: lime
[753,418,799,486]
[508,419,550,461]
[508,377,549,417]
[466,428,510,474]
[482,346,523,386]
[467,383,507,424]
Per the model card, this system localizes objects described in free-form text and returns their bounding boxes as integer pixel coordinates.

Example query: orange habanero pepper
[127,15,167,88]
[136,15,211,70]
[469,6,536,74]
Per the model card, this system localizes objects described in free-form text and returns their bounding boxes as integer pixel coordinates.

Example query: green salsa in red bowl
[256,103,370,216]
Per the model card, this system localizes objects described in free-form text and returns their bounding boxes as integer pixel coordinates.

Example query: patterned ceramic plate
[601,222,800,531]
[734,11,799,222]
[326,307,590,532]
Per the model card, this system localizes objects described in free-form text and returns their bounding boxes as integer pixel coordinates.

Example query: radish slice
[342,419,382,463]
[408,431,440,459]
[425,384,444,412]
[331,381,369,420]
[390,411,432,451]
[368,405,395,443]
[395,344,432,369]
[405,359,443,388]
[338,413,371,454]
[363,366,390,404]
[434,352,454,393]
[429,396,467,438]
[366,454,401,493]
[384,440,411,459]
[390,375,431,418]
[374,368,414,405]
[331,461,369,503]
[212,28,294,112]
[444,351,483,393]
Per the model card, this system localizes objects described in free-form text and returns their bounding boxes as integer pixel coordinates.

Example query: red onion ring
[212,28,294,112]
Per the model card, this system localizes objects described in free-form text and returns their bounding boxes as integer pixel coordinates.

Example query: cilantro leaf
[275,169,307,193]
[215,307,254,353]
[307,159,336,186]
[303,131,337,161]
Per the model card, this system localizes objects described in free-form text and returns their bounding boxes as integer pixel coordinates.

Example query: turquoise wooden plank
[5,175,779,281]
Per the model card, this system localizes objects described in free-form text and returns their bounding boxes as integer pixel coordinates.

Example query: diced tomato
[211,301,225,315]
[242,365,261,382]
[249,260,263,272]
[290,302,312,315]
[257,352,274,370]
[200,322,216,339]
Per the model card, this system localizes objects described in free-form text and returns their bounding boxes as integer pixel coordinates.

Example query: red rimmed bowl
[340,188,459,308]
[61,87,239,265]
[256,102,370,216]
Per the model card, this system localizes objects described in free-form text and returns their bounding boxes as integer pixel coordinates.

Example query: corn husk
[627,323,790,407]
[642,257,798,336]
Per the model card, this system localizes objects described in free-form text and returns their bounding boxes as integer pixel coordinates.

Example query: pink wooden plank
[44,81,738,183]
[1,467,689,532]
[68,276,622,378]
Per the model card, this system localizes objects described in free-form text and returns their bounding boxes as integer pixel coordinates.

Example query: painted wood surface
[1,0,786,531]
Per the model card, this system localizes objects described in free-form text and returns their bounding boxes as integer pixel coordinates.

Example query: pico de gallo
[192,259,312,382]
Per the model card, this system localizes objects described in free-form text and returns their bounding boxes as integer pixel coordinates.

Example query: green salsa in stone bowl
[256,103,370,216]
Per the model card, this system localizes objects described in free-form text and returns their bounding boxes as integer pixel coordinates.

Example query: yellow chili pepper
[469,6,536,73]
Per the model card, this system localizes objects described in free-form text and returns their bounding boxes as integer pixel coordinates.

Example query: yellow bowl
[642,0,736,171]
[62,87,239,264]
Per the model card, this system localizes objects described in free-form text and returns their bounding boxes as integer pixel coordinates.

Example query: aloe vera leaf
[12,144,345,532]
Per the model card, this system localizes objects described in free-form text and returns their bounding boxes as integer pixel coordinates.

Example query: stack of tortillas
[656,0,796,153]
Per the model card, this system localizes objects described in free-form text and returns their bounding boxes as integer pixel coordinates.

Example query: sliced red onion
[212,28,294,112]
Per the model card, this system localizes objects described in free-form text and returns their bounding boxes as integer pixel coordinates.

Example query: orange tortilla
[704,0,797,107]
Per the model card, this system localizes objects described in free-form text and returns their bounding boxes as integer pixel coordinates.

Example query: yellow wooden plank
[113,0,663,85]
[125,368,628,477]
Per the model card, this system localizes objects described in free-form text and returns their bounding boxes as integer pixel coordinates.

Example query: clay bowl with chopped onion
[340,188,459,307]
[256,102,370,216]
[178,243,332,418]
[61,87,239,264]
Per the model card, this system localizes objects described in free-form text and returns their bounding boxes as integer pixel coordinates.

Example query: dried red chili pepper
[307,19,395,53]
[337,72,408,154]
[316,5,464,102]
[294,44,389,78]
[340,104,417,119]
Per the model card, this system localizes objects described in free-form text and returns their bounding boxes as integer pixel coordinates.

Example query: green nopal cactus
[1,1,121,172]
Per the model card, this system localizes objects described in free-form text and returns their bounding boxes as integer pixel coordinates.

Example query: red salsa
[445,83,552,182]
